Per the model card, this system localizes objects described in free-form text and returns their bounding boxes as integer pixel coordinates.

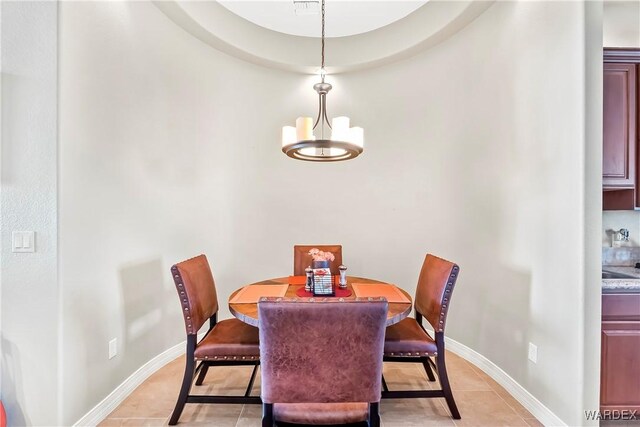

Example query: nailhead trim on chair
[172,265,197,335]
[199,355,260,361]
[436,265,459,333]
[385,351,436,357]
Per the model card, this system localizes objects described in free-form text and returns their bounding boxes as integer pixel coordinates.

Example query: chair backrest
[293,245,343,275]
[414,254,460,333]
[258,298,387,404]
[171,254,219,335]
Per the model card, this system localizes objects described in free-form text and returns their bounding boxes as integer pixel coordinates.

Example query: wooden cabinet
[603,63,636,189]
[603,49,640,210]
[601,293,640,411]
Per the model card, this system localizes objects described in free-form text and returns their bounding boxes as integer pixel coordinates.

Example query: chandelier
[281,0,364,162]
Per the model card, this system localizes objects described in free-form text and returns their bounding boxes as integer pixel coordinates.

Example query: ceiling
[217,1,428,38]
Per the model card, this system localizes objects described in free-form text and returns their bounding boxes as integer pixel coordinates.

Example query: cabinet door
[603,63,636,189]
[601,321,640,410]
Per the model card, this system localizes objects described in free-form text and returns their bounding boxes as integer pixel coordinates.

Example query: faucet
[618,228,630,241]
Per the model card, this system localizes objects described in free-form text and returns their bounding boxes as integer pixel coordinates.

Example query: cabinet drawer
[603,294,640,321]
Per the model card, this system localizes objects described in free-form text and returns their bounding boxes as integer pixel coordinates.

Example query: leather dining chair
[169,255,261,425]
[258,298,388,427]
[382,254,462,419]
[293,244,343,275]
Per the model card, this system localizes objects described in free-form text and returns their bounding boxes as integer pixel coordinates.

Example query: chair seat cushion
[274,402,369,425]
[384,317,438,356]
[194,318,259,360]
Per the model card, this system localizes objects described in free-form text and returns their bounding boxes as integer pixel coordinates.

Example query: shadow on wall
[473,266,532,380]
[0,337,29,426]
[119,258,178,365]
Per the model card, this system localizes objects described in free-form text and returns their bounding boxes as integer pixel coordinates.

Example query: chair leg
[245,364,259,397]
[381,374,389,392]
[262,403,274,427]
[169,337,197,425]
[435,350,460,419]
[195,362,209,386]
[422,357,436,382]
[368,402,380,427]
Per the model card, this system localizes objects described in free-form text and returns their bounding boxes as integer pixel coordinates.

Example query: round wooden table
[228,276,413,327]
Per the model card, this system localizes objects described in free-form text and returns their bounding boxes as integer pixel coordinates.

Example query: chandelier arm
[320,94,326,139]
[313,94,322,130]
[323,97,332,130]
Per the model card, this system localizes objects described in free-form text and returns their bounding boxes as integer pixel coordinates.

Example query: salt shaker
[305,266,313,292]
[338,265,347,289]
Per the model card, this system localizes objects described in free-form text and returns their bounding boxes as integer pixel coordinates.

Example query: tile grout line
[451,355,527,426]
[466,360,540,425]
[234,404,246,427]
[466,361,532,426]
[390,358,457,425]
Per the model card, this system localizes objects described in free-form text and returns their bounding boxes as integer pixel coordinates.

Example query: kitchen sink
[602,271,637,279]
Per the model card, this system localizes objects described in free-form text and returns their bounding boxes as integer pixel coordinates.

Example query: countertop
[602,266,640,292]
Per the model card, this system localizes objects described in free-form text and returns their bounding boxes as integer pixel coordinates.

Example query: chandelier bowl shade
[282,139,363,162]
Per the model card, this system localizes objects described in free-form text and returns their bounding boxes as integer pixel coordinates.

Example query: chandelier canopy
[281,0,364,162]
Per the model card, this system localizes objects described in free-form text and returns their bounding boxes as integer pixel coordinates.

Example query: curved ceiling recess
[153,0,494,74]
[217,1,428,38]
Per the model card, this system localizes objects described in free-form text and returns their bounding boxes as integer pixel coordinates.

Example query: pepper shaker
[339,265,347,289]
[305,266,313,292]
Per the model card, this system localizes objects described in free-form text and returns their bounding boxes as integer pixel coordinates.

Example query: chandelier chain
[321,0,325,71]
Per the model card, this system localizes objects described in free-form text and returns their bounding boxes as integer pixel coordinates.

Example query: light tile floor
[99,351,543,426]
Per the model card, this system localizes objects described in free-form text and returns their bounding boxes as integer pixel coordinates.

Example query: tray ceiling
[217,1,429,38]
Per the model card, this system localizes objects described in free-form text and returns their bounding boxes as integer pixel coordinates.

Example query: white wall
[0,2,59,426]
[58,1,599,426]
[583,1,604,421]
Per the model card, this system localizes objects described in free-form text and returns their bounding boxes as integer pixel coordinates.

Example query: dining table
[228,276,413,327]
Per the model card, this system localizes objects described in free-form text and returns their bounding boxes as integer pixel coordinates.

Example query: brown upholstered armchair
[258,298,388,427]
[382,254,462,419]
[169,255,261,425]
[293,244,343,275]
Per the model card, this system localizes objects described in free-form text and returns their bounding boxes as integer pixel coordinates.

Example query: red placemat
[295,286,352,298]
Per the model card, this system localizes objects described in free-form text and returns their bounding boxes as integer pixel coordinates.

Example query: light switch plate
[528,342,538,363]
[12,231,35,253]
[109,338,118,360]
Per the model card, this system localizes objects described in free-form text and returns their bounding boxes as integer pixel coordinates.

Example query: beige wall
[603,0,640,47]
[57,1,599,425]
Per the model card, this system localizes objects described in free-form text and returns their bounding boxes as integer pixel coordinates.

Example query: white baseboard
[73,340,187,427]
[444,337,566,427]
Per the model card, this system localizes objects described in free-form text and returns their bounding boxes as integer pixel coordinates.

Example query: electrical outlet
[528,342,538,363]
[109,338,118,359]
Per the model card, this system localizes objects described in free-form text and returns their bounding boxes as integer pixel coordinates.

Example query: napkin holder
[311,261,334,296]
